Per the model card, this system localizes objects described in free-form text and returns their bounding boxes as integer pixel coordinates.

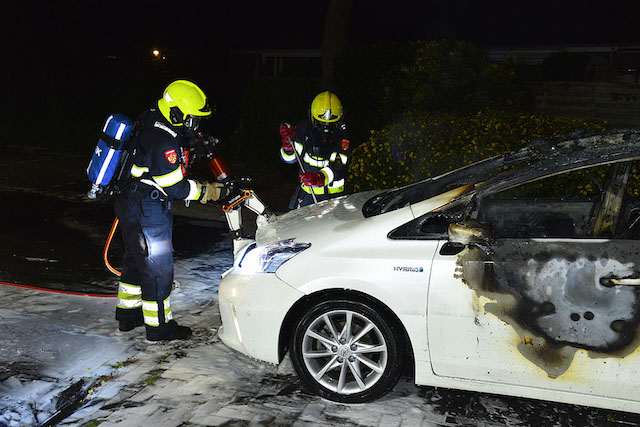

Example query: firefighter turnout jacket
[280,121,351,208]
[128,109,203,202]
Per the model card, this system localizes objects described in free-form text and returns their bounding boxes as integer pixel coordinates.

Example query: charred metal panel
[459,240,640,378]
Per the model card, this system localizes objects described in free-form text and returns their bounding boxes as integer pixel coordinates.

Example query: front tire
[291,299,404,403]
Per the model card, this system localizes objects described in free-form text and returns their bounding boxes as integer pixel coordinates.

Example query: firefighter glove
[279,124,295,152]
[300,172,325,187]
[199,181,225,204]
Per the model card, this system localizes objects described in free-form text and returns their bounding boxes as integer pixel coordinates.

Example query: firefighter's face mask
[184,115,202,130]
[313,119,339,136]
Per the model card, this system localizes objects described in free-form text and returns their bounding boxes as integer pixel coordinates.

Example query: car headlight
[238,238,311,273]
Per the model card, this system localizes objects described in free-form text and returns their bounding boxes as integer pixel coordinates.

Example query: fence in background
[526,82,640,129]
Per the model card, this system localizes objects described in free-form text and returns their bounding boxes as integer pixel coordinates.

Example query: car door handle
[600,277,640,287]
[440,242,465,256]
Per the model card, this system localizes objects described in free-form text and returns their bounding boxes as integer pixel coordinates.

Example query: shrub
[382,41,522,115]
[334,40,523,145]
[347,110,608,192]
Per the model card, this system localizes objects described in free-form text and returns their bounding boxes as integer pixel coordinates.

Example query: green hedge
[334,40,523,146]
[348,110,609,192]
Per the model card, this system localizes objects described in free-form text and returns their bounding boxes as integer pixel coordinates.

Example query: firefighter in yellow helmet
[279,91,351,208]
[114,80,226,341]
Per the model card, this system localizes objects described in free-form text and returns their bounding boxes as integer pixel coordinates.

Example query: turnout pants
[114,191,175,331]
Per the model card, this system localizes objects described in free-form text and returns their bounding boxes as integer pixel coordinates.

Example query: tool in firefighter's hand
[282,122,318,204]
[221,176,277,256]
[194,134,277,255]
[222,176,252,194]
[192,131,231,183]
[194,132,219,155]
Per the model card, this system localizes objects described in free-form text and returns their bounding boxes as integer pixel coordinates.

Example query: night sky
[8,0,640,61]
[5,0,640,140]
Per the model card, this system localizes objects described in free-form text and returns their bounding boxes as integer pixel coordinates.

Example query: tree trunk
[321,0,354,91]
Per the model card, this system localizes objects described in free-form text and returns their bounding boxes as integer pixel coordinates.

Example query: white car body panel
[218,270,305,364]
[218,177,640,412]
[221,191,446,365]
[276,237,437,365]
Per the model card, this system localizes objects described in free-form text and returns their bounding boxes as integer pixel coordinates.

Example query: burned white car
[218,129,640,412]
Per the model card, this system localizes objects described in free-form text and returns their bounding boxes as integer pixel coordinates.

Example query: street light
[152,49,160,57]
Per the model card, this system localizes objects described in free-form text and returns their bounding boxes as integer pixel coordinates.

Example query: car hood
[256,191,381,245]
[255,184,468,247]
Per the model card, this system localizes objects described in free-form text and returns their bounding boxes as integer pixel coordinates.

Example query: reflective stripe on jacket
[128,110,201,201]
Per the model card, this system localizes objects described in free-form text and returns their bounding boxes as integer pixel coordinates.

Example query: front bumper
[218,268,305,364]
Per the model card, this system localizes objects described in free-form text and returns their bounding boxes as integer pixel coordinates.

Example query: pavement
[0,241,467,427]
[5,248,640,427]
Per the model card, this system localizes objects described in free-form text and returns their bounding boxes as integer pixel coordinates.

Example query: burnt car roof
[363,128,640,218]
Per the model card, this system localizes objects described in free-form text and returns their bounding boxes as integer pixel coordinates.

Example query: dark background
[9,1,640,54]
[4,0,640,153]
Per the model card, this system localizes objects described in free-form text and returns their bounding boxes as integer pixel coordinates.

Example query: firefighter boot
[146,320,192,342]
[116,309,144,332]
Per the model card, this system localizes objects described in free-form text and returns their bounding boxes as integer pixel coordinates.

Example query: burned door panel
[424,131,640,404]
[461,240,640,378]
[428,238,640,400]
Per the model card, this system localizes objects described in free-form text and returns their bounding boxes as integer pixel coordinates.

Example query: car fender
[293,277,430,364]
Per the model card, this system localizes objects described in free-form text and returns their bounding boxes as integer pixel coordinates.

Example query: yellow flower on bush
[347,110,608,192]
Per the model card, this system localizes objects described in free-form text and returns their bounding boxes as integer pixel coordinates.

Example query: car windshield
[362,150,531,217]
[362,129,640,218]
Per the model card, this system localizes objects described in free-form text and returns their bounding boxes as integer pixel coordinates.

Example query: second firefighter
[279,91,351,209]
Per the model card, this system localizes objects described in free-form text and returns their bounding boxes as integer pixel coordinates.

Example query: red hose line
[104,217,122,276]
[0,281,116,298]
